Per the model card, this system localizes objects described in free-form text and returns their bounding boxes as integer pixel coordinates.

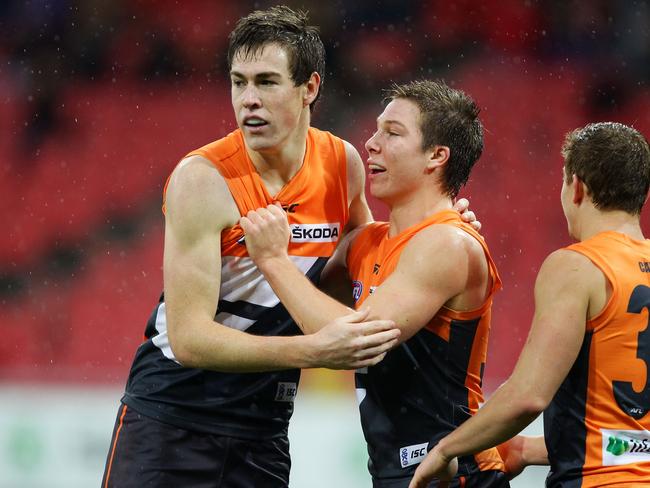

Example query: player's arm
[164,156,397,372]
[242,206,472,342]
[359,225,476,342]
[409,249,596,488]
[343,141,373,231]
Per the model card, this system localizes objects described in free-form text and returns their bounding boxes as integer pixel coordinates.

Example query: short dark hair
[385,80,484,199]
[227,6,326,111]
[562,122,650,215]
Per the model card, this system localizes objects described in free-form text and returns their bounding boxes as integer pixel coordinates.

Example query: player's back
[545,230,650,487]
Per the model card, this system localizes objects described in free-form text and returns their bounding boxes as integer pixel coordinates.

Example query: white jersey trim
[151,302,181,364]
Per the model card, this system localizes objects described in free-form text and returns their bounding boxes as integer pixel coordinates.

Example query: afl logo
[352,280,363,303]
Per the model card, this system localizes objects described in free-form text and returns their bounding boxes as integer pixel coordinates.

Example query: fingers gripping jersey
[545,231,650,487]
[347,210,505,481]
[122,128,348,438]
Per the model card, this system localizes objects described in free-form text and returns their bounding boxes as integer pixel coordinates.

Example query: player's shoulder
[341,139,361,161]
[543,248,599,272]
[166,155,238,227]
[169,155,229,196]
[537,248,605,290]
[411,222,482,258]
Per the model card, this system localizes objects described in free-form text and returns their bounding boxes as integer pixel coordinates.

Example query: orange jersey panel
[184,127,349,336]
[168,127,349,259]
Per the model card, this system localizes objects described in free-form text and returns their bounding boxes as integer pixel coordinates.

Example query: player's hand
[497,435,527,480]
[497,435,547,480]
[239,204,290,264]
[408,446,458,488]
[310,308,400,369]
[453,197,481,232]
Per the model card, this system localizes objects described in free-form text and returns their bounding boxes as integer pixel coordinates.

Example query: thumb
[344,307,370,323]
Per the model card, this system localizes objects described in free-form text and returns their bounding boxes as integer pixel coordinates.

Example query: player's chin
[242,133,277,152]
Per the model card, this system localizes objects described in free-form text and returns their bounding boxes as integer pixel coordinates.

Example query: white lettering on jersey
[290,223,340,243]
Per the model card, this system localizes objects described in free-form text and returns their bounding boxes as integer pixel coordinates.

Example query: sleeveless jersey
[347,209,505,481]
[545,231,650,487]
[122,127,349,439]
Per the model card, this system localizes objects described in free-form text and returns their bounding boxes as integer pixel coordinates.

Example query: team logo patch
[399,442,429,468]
[352,280,363,303]
[290,223,340,243]
[275,382,297,402]
[602,429,650,466]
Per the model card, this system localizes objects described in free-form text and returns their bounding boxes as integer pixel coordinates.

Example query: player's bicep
[162,158,235,354]
[163,218,222,328]
[363,228,467,342]
[508,250,591,405]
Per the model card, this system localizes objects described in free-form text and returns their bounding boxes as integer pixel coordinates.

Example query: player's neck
[386,191,452,237]
[247,119,310,195]
[576,208,644,242]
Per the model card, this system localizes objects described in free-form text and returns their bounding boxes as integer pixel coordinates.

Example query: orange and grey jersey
[347,210,505,481]
[545,231,650,487]
[122,128,348,439]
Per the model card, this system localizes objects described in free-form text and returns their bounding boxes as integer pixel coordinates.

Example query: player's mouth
[243,116,269,131]
[368,162,386,175]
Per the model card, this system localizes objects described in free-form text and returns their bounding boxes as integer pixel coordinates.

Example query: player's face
[230,43,308,153]
[364,98,430,204]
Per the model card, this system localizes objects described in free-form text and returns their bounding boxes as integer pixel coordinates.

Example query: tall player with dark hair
[409,122,650,488]
[101,7,402,487]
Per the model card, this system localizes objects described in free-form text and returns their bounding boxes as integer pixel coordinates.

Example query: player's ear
[303,72,320,108]
[425,145,450,174]
[572,174,585,205]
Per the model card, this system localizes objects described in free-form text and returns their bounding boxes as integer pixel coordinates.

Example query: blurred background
[1,0,649,486]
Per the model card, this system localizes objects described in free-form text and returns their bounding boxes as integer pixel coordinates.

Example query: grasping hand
[408,446,458,488]
[310,308,400,369]
[239,204,290,264]
[453,197,481,232]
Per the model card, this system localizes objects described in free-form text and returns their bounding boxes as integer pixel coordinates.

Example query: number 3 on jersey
[613,285,650,420]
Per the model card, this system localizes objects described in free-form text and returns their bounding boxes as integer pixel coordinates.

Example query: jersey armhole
[565,248,618,332]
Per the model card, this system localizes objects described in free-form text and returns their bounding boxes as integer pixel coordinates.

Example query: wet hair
[227,5,326,111]
[562,122,650,215]
[385,80,484,199]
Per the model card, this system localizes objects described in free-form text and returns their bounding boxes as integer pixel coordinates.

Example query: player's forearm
[171,320,320,372]
[257,255,352,334]
[435,382,542,461]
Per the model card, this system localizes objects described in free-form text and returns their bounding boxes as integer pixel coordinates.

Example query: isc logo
[399,442,428,468]
[275,382,297,402]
